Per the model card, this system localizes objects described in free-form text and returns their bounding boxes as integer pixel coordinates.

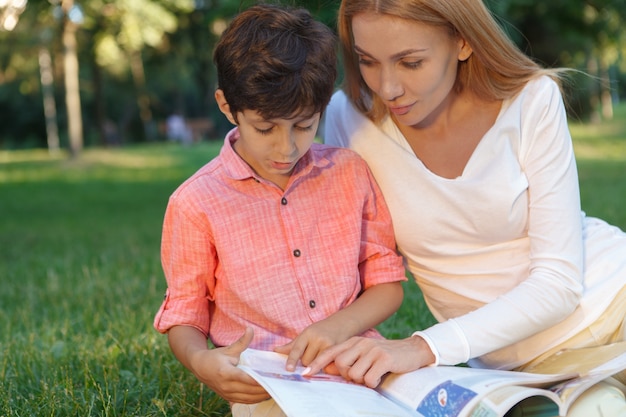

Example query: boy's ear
[215,89,237,125]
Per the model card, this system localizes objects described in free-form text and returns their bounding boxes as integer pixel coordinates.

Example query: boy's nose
[276,133,297,156]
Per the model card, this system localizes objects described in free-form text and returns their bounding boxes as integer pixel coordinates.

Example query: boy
[153,4,406,416]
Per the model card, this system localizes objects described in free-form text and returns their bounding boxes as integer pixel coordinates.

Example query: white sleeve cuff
[414,319,471,366]
[411,331,440,366]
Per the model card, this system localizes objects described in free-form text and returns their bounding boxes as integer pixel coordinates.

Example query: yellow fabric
[515,286,626,416]
[517,285,626,375]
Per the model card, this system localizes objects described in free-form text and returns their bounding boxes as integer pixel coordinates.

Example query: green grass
[570,103,626,228]
[1,103,625,416]
[1,143,230,416]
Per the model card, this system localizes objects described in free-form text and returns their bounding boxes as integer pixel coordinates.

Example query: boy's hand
[274,318,349,372]
[187,327,270,404]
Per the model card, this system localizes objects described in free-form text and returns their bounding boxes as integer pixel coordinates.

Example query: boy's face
[216,89,320,189]
[232,109,320,189]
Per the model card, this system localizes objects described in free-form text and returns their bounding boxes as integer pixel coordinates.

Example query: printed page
[521,341,626,412]
[379,366,573,417]
[239,349,419,417]
[470,385,560,417]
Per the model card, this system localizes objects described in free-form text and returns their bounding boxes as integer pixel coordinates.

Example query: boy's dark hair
[213,3,337,122]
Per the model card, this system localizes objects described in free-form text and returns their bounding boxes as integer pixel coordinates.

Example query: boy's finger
[301,344,337,376]
[273,340,302,371]
[226,327,254,358]
[324,362,340,375]
[273,341,292,355]
[285,341,306,372]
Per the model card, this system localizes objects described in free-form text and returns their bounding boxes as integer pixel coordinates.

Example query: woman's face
[351,12,471,128]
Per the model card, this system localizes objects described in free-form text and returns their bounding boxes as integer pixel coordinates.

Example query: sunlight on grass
[570,103,626,161]
[0,142,222,184]
[0,148,68,163]
[573,140,626,161]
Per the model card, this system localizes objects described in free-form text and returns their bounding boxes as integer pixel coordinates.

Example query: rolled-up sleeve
[153,193,216,336]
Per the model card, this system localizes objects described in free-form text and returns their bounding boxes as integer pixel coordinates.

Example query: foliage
[0,0,625,150]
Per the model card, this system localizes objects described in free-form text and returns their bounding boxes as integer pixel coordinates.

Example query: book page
[521,341,626,412]
[239,349,576,417]
[471,385,560,417]
[239,349,419,417]
[379,366,573,417]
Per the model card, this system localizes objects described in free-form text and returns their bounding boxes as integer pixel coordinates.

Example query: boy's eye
[295,124,314,132]
[255,126,274,135]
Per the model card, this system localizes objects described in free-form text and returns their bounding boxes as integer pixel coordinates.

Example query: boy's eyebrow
[250,113,318,124]
[273,112,319,122]
[290,113,318,121]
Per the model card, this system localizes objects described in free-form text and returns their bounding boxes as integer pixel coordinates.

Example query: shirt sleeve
[420,77,584,365]
[357,158,407,289]
[325,94,406,289]
[153,189,216,336]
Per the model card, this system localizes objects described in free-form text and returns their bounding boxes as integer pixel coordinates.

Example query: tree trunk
[129,49,155,141]
[38,47,60,155]
[600,64,613,121]
[586,56,601,124]
[62,0,83,158]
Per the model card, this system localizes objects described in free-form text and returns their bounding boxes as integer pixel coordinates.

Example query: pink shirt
[154,128,406,350]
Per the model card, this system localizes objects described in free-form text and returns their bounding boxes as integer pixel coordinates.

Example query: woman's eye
[402,60,422,69]
[357,56,375,67]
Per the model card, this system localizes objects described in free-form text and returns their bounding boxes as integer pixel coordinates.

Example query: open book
[238,341,626,417]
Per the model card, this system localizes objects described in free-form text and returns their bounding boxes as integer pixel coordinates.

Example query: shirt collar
[220,127,331,186]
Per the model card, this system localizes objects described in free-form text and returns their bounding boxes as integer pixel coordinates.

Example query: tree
[486,0,626,121]
[61,0,84,157]
[82,0,194,142]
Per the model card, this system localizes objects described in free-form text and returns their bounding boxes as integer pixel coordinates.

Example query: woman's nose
[379,67,404,101]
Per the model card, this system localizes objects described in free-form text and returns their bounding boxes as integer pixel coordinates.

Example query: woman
[305,0,626,415]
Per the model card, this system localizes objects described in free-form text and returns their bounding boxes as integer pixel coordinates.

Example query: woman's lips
[389,104,412,116]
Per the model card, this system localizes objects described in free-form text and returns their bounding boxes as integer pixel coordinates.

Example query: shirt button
[293,249,301,257]
[281,197,288,205]
[309,300,316,308]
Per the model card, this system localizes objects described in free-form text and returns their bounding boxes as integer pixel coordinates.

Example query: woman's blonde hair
[338,0,564,122]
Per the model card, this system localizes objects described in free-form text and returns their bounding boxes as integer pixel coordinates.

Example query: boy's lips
[272,161,295,170]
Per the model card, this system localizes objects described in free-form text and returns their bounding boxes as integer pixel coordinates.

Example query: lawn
[1,103,625,416]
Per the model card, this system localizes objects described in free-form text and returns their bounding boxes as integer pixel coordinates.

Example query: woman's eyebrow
[354,45,428,59]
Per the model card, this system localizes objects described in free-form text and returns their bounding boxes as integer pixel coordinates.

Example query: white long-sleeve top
[324,76,626,370]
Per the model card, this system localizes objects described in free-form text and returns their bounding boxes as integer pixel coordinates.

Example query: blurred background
[1,2,625,415]
[0,0,624,155]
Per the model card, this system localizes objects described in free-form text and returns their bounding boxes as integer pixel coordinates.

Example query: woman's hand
[302,335,436,388]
